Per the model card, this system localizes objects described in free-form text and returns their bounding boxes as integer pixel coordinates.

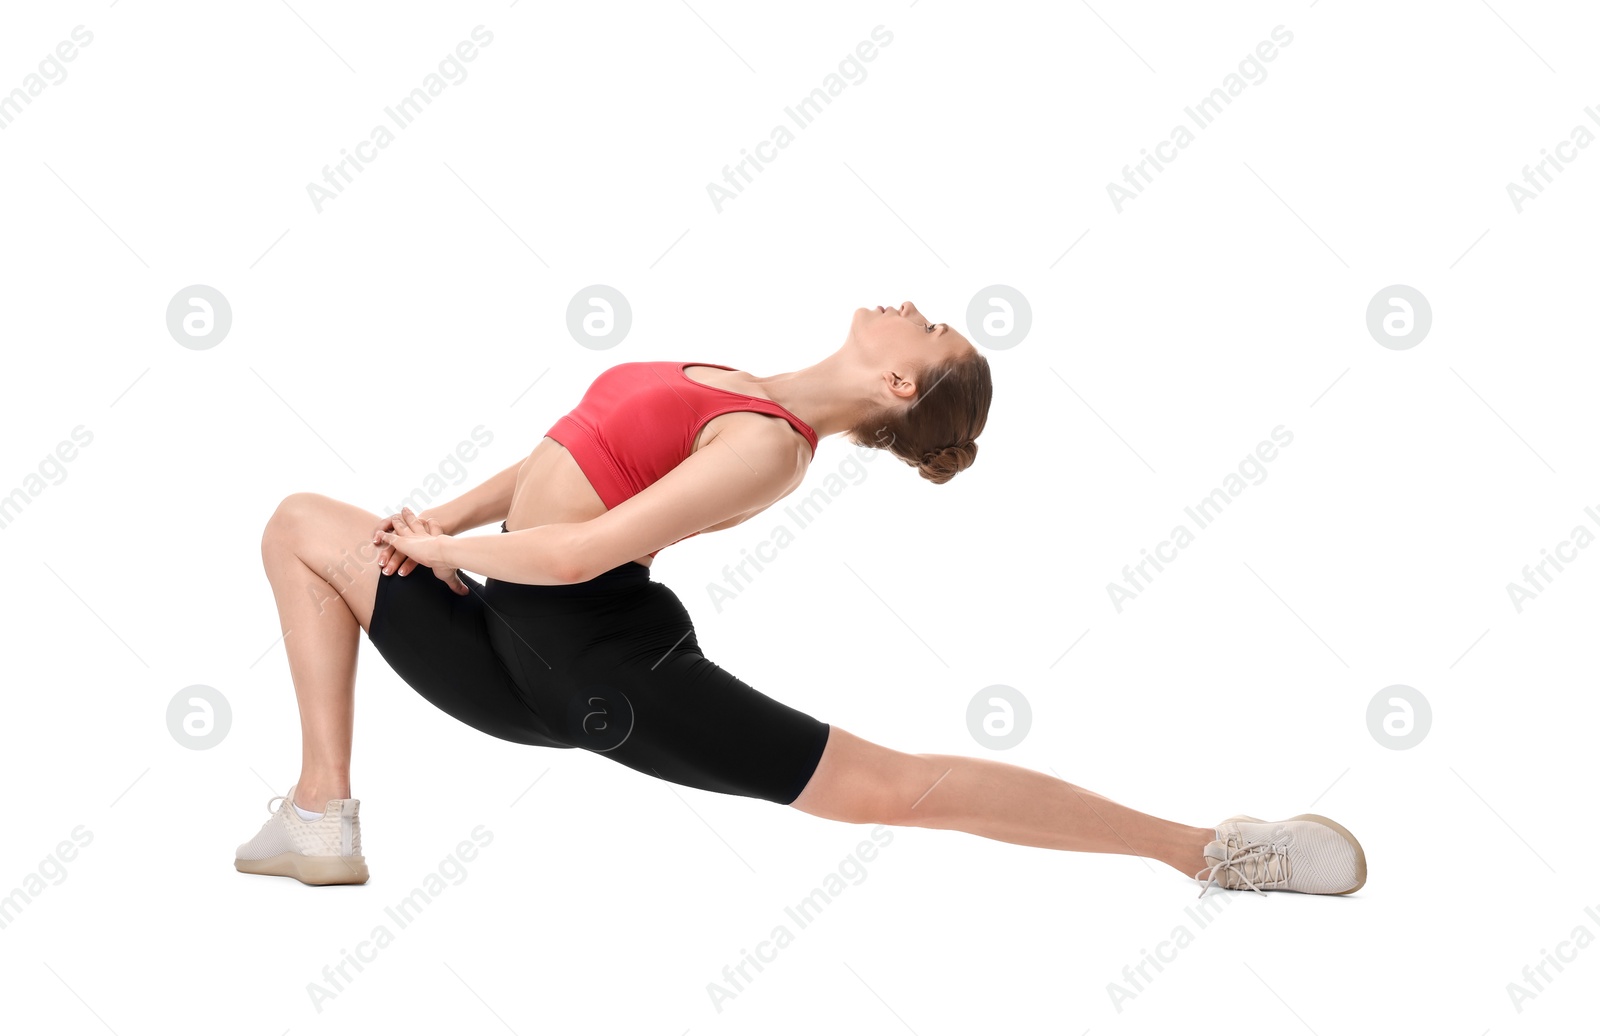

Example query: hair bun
[917,438,979,484]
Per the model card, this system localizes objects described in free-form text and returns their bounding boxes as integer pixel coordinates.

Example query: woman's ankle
[294,775,352,811]
[1158,828,1218,877]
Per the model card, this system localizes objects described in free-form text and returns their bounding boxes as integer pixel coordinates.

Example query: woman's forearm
[424,459,523,535]
[442,523,585,585]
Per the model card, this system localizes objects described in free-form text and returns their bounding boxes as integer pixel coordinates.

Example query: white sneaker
[234,785,368,886]
[1195,813,1365,897]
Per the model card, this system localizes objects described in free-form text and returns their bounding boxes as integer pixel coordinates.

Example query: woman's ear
[885,369,917,400]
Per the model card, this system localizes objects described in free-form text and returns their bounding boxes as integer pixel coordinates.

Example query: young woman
[237,300,1366,897]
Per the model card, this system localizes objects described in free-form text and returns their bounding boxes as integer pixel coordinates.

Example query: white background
[2,1,1596,1033]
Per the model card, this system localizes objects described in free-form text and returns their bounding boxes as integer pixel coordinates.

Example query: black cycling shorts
[365,524,831,805]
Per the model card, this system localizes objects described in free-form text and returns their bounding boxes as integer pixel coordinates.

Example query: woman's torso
[504,364,811,567]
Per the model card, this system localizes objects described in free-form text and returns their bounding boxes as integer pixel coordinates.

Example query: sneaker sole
[235,852,369,886]
[1289,813,1366,895]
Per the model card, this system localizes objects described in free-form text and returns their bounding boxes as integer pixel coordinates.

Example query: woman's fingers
[397,515,424,575]
[378,529,409,574]
[375,509,434,576]
[373,515,395,569]
[386,510,421,575]
[402,515,442,575]
[377,514,412,574]
[393,509,421,575]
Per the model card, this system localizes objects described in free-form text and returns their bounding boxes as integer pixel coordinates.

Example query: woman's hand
[374,508,469,595]
[374,507,450,576]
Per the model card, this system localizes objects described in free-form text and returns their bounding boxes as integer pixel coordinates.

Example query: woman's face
[849,300,975,376]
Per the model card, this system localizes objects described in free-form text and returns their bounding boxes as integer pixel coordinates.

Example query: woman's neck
[748,351,873,441]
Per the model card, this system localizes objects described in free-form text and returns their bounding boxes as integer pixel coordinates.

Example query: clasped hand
[373,507,468,595]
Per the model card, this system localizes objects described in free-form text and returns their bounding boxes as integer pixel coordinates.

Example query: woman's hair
[846,352,993,484]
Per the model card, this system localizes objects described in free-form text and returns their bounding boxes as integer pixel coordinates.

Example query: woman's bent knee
[261,491,339,557]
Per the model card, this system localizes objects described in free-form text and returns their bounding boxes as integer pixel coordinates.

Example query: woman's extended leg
[788,727,1215,877]
[258,492,386,812]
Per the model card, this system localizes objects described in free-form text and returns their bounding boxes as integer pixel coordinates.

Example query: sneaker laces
[1195,832,1293,898]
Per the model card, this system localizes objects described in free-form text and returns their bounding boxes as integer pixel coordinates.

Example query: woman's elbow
[556,526,602,584]
[557,559,593,585]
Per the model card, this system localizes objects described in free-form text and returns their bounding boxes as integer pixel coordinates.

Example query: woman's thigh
[370,564,574,749]
[262,491,388,631]
[590,649,832,805]
[550,582,832,805]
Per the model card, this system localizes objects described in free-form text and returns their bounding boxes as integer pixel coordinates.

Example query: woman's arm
[442,425,808,584]
[422,458,523,535]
